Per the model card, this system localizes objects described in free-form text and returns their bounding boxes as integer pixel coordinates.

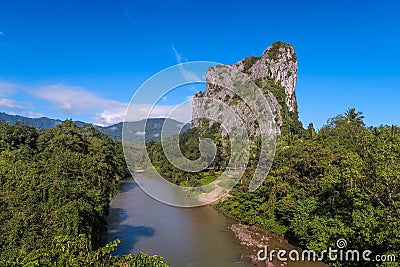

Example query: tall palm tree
[342,108,365,125]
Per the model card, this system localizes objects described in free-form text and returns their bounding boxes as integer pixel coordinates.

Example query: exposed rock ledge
[229,224,287,267]
[229,224,329,267]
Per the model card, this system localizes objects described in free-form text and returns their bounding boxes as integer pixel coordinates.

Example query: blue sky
[0,0,399,128]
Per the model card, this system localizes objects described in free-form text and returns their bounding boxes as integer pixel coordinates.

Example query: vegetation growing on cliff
[242,55,261,73]
[267,41,297,62]
[0,121,168,266]
[255,78,304,138]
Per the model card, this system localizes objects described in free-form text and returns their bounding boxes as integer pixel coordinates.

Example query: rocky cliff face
[234,42,298,113]
[192,41,299,136]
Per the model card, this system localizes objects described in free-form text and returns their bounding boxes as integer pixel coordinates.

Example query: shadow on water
[108,224,155,255]
[118,179,138,193]
[107,208,129,224]
[107,207,155,255]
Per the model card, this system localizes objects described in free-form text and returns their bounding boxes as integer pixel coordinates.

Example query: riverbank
[225,223,328,267]
[209,191,324,266]
[228,223,286,267]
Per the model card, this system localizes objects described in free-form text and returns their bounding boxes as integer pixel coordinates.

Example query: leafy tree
[21,235,168,267]
[343,108,365,125]
[306,122,317,139]
[329,108,365,126]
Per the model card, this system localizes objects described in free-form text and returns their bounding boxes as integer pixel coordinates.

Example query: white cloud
[94,106,127,126]
[122,102,192,123]
[23,111,45,118]
[34,84,127,125]
[171,44,201,82]
[0,80,17,96]
[179,64,202,81]
[0,98,24,110]
[35,84,115,113]
[35,84,192,126]
[124,9,136,25]
[95,103,192,126]
[171,44,184,64]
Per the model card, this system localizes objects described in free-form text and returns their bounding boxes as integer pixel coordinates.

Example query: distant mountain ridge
[0,112,87,129]
[0,112,189,143]
[100,118,190,142]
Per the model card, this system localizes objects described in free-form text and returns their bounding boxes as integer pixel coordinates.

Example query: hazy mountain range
[0,112,189,143]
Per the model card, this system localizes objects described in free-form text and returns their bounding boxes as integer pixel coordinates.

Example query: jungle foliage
[217,109,400,266]
[0,120,168,266]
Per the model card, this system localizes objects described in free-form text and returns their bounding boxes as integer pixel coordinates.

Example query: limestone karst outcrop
[192,41,299,136]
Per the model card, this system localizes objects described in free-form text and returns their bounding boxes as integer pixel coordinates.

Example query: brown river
[106,173,328,267]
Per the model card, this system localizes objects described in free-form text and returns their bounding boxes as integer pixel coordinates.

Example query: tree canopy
[216,109,399,266]
[0,120,168,267]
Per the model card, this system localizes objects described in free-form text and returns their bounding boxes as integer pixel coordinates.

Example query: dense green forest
[217,110,400,266]
[148,109,400,266]
[0,120,168,266]
[147,121,228,187]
